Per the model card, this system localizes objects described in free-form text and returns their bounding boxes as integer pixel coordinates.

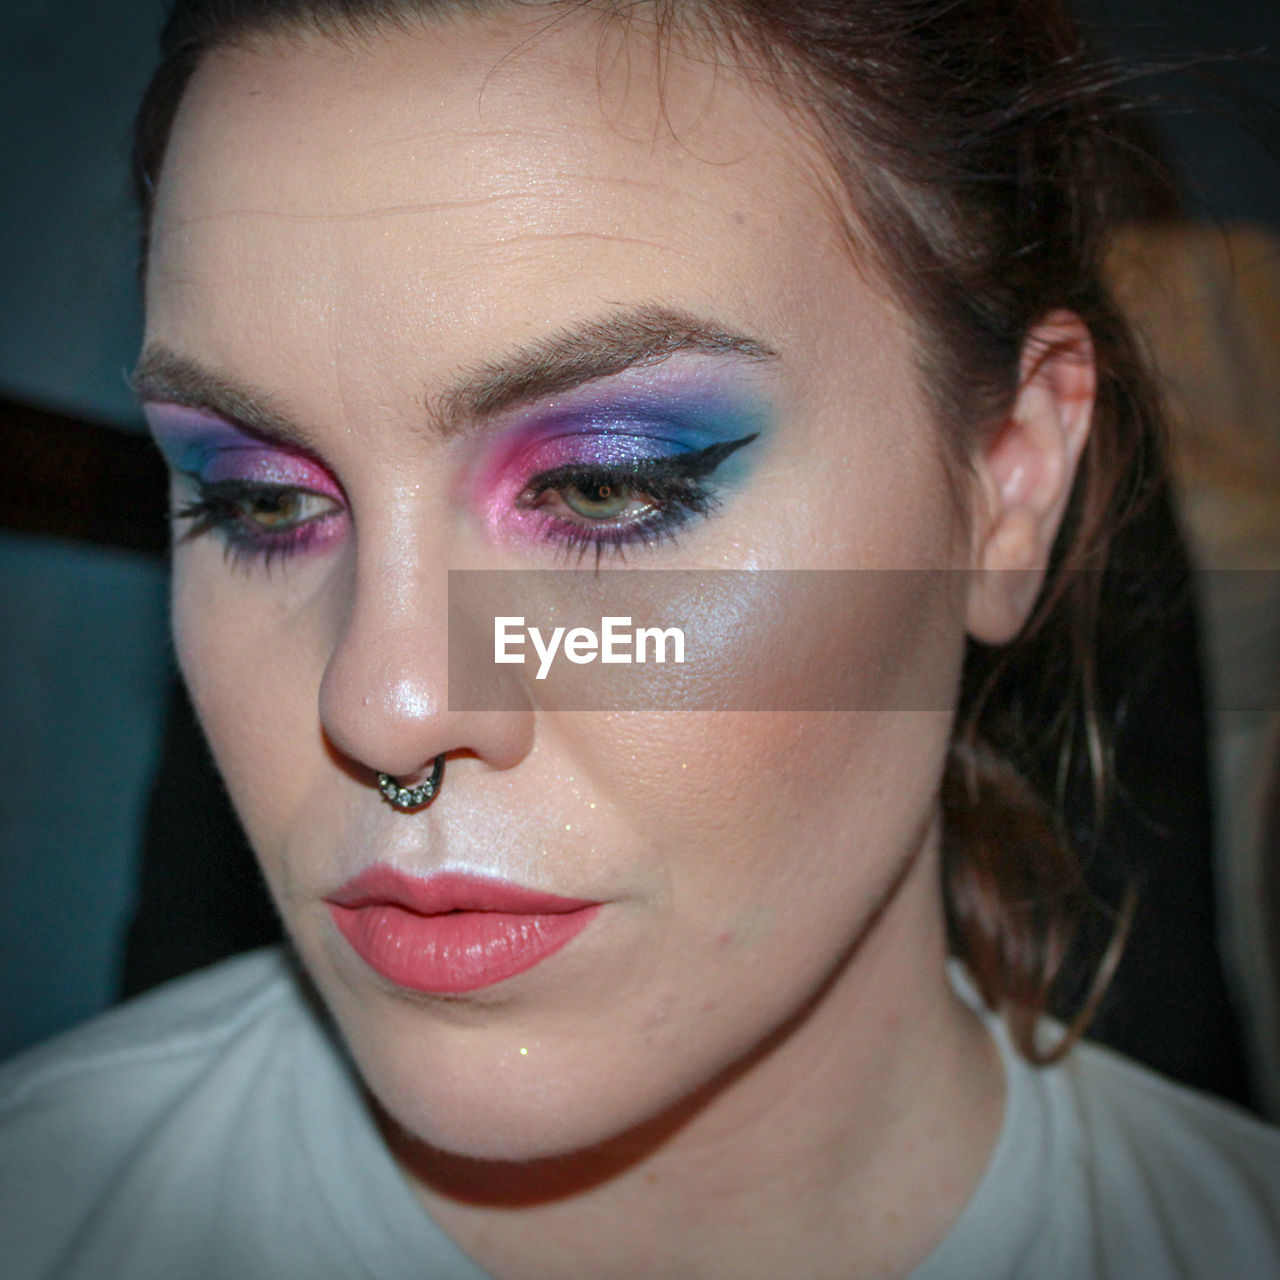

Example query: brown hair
[132,0,1170,1062]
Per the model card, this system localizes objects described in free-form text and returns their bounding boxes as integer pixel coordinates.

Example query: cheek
[566,568,967,936]
[171,553,331,855]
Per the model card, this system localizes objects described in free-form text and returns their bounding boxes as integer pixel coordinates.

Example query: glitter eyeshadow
[471,372,772,548]
[143,403,343,497]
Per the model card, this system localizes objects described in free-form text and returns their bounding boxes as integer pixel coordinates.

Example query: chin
[346,1018,684,1166]
[312,950,766,1174]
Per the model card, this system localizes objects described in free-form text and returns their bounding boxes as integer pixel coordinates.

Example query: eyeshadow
[144,403,342,497]
[474,364,770,492]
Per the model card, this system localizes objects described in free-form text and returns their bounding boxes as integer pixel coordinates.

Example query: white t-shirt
[1,947,1278,1279]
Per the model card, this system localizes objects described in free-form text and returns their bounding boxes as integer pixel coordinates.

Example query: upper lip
[325,866,600,915]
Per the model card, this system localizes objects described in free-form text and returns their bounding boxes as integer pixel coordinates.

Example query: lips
[325,867,601,993]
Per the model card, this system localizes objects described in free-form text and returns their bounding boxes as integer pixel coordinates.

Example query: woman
[3,1,1279,1276]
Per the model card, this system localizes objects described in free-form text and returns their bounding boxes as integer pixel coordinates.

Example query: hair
[132,0,1174,1062]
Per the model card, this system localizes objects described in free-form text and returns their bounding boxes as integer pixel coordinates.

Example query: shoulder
[939,964,1280,1278]
[1051,1039,1280,1276]
[1064,1038,1280,1183]
[0,946,303,1113]
[0,948,326,1276]
[926,1019,1280,1280]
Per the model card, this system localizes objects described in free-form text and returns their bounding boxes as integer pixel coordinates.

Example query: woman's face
[141,14,980,1161]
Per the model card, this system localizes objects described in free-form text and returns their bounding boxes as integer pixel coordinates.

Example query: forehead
[146,13,902,421]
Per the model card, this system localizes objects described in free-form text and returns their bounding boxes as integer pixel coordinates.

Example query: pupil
[561,479,637,519]
[253,492,293,524]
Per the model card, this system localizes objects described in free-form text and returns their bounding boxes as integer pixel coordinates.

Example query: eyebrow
[131,303,777,446]
[130,348,319,453]
[432,304,777,429]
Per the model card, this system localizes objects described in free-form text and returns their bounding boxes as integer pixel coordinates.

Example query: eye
[223,486,339,531]
[562,478,643,520]
[530,474,661,523]
[511,433,758,563]
[175,478,345,566]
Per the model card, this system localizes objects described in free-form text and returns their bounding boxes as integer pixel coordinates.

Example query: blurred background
[2,0,1279,1115]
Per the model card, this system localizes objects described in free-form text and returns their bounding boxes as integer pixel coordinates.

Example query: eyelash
[174,433,758,569]
[514,434,759,566]
[175,478,343,570]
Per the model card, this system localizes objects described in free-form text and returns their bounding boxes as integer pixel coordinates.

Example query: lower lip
[327,882,600,994]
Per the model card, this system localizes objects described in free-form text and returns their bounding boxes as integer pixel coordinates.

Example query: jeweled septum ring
[377,754,446,811]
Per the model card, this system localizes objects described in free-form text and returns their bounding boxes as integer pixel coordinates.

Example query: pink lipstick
[325,868,601,993]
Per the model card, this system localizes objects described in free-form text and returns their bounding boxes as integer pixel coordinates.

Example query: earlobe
[965,311,1096,644]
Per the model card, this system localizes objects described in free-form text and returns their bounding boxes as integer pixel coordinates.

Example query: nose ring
[377,754,446,811]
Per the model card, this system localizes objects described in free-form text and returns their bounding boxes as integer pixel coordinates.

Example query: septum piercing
[377,754,446,811]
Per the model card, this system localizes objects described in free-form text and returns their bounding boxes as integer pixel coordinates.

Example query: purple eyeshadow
[472,374,771,545]
[143,403,342,498]
[141,359,771,566]
[143,402,347,563]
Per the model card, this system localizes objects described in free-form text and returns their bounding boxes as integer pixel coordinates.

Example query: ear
[965,310,1096,644]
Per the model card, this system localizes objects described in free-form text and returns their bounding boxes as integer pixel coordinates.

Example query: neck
[386,822,1005,1280]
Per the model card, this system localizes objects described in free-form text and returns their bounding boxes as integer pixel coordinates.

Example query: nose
[318,539,534,787]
